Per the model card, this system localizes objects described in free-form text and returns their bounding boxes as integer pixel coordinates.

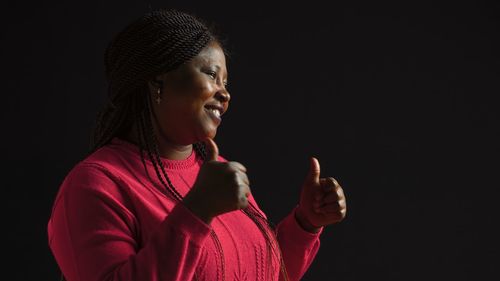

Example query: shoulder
[62,145,125,189]
[51,158,135,222]
[56,143,133,203]
[83,142,132,172]
[67,138,141,186]
[56,161,122,207]
[49,160,138,242]
[64,161,119,188]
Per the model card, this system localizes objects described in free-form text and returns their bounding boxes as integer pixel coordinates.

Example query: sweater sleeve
[217,155,322,280]
[245,192,323,281]
[47,163,212,281]
[275,205,323,281]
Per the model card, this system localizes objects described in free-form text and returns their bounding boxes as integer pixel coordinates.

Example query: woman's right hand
[183,137,251,224]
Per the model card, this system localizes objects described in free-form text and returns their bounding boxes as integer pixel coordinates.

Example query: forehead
[192,41,226,66]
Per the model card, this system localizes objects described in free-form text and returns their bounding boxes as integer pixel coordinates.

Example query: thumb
[204,137,219,161]
[306,156,321,185]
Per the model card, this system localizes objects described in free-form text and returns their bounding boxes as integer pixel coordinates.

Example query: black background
[3,0,499,280]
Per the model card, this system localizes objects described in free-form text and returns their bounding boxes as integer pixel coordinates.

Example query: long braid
[93,93,290,281]
[87,8,290,281]
[141,96,184,201]
[91,85,132,151]
[145,92,185,200]
[142,86,227,280]
[243,206,290,280]
[133,91,229,281]
[196,141,290,281]
[134,95,153,185]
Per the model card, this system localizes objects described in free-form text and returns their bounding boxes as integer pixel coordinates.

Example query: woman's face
[151,41,230,145]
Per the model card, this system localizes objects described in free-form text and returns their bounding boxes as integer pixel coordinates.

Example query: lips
[204,106,222,124]
[205,107,221,118]
[204,104,225,116]
[204,103,225,125]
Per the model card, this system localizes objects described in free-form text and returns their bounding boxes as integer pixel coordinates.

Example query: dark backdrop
[3,1,499,280]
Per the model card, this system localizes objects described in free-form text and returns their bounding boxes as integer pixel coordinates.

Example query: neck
[157,137,193,160]
[125,122,193,160]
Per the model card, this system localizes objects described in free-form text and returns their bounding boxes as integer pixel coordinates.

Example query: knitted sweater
[48,137,323,281]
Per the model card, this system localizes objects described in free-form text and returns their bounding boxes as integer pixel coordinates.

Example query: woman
[47,9,347,281]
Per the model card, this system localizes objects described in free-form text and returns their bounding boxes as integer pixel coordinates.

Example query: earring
[155,88,161,105]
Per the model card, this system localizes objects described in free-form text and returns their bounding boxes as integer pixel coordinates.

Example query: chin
[206,129,217,139]
[195,128,217,143]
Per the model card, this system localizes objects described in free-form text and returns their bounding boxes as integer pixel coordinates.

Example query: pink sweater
[47,137,323,281]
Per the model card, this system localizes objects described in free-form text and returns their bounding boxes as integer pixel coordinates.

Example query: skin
[295,157,347,233]
[126,40,230,160]
[125,40,347,231]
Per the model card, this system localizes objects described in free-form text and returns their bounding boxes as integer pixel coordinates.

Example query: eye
[205,70,217,80]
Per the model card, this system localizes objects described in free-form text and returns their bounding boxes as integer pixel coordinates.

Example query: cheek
[159,78,216,121]
[191,78,215,100]
[161,100,190,119]
[159,98,203,126]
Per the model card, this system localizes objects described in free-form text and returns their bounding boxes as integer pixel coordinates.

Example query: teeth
[209,108,221,118]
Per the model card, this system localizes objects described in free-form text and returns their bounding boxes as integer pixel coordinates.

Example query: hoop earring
[155,88,161,105]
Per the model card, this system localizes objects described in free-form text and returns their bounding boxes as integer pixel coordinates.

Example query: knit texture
[48,137,324,281]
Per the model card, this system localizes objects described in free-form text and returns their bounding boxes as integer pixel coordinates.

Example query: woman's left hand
[295,157,347,233]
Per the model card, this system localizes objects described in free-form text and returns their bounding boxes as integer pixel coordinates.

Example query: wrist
[295,206,321,233]
[183,193,214,224]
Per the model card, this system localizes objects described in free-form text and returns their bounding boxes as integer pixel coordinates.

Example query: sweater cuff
[163,202,212,246]
[284,205,324,242]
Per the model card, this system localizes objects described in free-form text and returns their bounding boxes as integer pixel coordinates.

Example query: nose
[215,88,230,103]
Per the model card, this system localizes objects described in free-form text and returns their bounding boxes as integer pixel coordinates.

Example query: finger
[320,192,339,205]
[239,171,250,186]
[306,157,321,185]
[239,183,252,200]
[238,190,250,209]
[317,203,342,214]
[204,137,219,161]
[336,184,346,202]
[320,177,337,192]
[232,170,250,186]
[315,177,336,202]
[228,161,247,173]
[321,178,344,196]
[313,202,342,214]
[319,178,335,196]
[319,191,346,210]
[323,206,347,220]
[319,197,347,210]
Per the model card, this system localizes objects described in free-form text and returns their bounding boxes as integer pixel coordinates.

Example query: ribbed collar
[110,137,200,170]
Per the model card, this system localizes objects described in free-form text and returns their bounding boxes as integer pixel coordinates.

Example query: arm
[275,206,323,281]
[47,163,211,281]
[245,193,323,281]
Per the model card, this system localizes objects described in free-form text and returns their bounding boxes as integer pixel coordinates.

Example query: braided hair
[90,9,289,281]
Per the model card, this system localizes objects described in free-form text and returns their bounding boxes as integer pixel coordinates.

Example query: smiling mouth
[205,107,222,124]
